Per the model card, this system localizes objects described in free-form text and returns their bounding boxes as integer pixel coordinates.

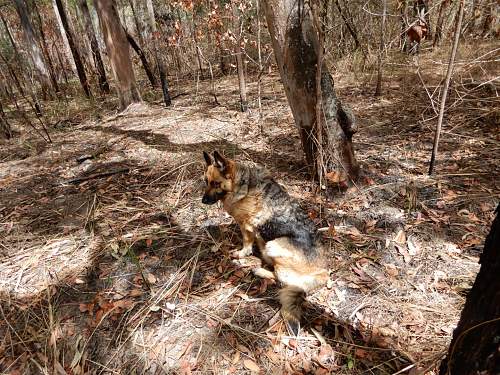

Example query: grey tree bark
[375,0,387,96]
[262,0,359,183]
[78,0,109,94]
[95,0,141,110]
[54,0,92,97]
[12,0,54,97]
[144,0,171,106]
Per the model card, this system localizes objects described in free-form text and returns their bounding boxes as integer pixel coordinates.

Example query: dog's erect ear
[213,151,227,172]
[203,151,212,166]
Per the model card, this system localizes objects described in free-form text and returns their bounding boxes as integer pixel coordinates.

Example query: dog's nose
[202,195,209,204]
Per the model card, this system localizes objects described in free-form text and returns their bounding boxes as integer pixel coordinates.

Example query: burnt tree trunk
[126,31,157,89]
[440,203,500,375]
[78,0,109,94]
[54,0,92,97]
[262,0,359,183]
[95,0,141,110]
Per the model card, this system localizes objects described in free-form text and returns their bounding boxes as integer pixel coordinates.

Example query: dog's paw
[232,246,253,258]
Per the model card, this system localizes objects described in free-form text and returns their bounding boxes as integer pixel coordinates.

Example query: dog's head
[202,151,235,205]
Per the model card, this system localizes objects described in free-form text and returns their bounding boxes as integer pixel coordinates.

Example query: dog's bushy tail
[279,285,306,336]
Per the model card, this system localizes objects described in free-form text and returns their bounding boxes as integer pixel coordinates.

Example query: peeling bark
[78,0,109,94]
[262,0,359,182]
[13,0,53,97]
[95,0,141,110]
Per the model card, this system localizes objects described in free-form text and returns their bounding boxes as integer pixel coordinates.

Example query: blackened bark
[78,0,109,94]
[126,31,157,89]
[440,204,500,375]
[54,0,92,97]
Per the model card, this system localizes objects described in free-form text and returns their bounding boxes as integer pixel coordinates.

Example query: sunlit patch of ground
[0,46,498,373]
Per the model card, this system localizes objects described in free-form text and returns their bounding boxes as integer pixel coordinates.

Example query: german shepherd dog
[202,151,329,334]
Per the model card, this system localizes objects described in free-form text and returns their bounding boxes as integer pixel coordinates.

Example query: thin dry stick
[256,0,263,132]
[428,0,465,175]
[375,0,387,96]
[312,1,324,187]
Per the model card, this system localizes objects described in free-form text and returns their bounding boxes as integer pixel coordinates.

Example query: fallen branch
[63,167,130,185]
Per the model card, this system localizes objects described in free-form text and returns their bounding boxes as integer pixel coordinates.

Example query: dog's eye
[204,177,208,185]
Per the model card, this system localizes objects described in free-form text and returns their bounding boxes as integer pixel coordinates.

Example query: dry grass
[0,41,498,374]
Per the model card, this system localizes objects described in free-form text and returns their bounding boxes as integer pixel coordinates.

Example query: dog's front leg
[234,227,254,258]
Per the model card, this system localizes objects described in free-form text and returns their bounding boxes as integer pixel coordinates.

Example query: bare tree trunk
[128,0,146,47]
[0,100,12,139]
[51,0,76,74]
[233,8,247,112]
[192,20,205,79]
[481,2,494,37]
[400,0,408,51]
[262,0,359,183]
[375,0,387,97]
[78,0,109,94]
[12,0,54,98]
[333,0,362,52]
[95,0,141,110]
[144,0,171,106]
[0,14,26,96]
[126,31,157,89]
[235,40,248,112]
[256,0,263,125]
[433,0,450,47]
[54,0,92,98]
[440,203,500,375]
[32,0,60,93]
[429,0,464,175]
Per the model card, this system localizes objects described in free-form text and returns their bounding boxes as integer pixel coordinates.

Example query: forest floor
[0,45,499,374]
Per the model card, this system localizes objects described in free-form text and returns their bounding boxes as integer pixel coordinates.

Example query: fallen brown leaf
[243,359,260,373]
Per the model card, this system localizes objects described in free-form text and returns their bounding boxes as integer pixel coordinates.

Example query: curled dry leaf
[394,229,406,245]
[243,359,260,373]
[385,263,399,277]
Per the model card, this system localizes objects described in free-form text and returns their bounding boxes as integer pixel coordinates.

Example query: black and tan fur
[202,151,329,334]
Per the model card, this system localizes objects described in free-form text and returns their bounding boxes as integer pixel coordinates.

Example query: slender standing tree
[233,4,248,112]
[78,0,109,94]
[262,0,359,183]
[95,0,141,109]
[54,0,92,97]
[12,0,54,97]
[32,0,59,93]
[375,0,387,96]
[144,0,171,106]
